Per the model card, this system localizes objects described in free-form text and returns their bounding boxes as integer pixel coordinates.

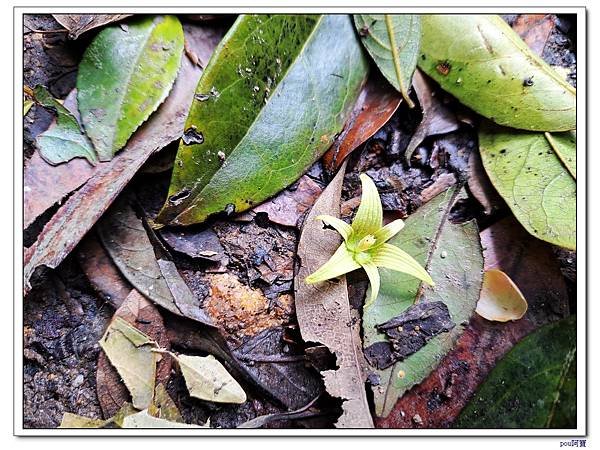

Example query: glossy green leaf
[77,15,184,160]
[479,123,576,250]
[363,188,483,417]
[33,86,97,165]
[419,15,575,131]
[353,14,420,106]
[157,14,368,226]
[456,315,576,428]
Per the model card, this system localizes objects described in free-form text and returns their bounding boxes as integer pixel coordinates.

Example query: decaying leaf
[99,316,158,410]
[363,187,483,418]
[96,290,172,418]
[467,149,504,215]
[354,14,420,106]
[159,227,227,262]
[476,269,528,322]
[122,409,208,428]
[53,14,133,39]
[322,74,402,173]
[405,69,461,163]
[176,354,247,404]
[157,14,368,226]
[59,413,108,428]
[150,384,183,423]
[97,194,212,325]
[511,14,556,56]
[24,23,224,293]
[295,162,374,428]
[237,396,321,428]
[456,315,576,428]
[419,15,575,131]
[33,85,97,166]
[78,15,184,160]
[479,123,576,250]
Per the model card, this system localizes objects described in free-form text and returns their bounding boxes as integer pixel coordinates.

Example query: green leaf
[456,316,576,428]
[77,15,184,160]
[354,14,420,106]
[418,15,575,132]
[545,131,576,178]
[157,14,368,226]
[363,187,483,417]
[176,354,247,404]
[479,123,576,250]
[33,86,97,165]
[99,317,157,410]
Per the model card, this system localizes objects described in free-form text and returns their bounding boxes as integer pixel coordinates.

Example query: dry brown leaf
[24,24,224,293]
[511,14,556,56]
[294,162,373,428]
[53,14,133,39]
[405,69,461,163]
[467,150,504,215]
[477,269,528,322]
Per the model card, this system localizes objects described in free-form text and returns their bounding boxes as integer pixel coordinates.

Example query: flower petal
[362,262,380,310]
[373,218,405,244]
[372,243,434,286]
[305,244,360,284]
[315,215,353,242]
[352,174,383,237]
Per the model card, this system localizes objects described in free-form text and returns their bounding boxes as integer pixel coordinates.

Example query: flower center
[356,234,377,252]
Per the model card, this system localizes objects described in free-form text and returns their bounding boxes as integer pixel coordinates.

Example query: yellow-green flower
[305,173,434,309]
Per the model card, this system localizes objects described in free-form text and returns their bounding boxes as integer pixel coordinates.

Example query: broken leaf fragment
[305,173,433,308]
[59,413,108,429]
[77,15,184,160]
[176,354,247,404]
[122,409,208,428]
[99,317,157,410]
[476,269,528,322]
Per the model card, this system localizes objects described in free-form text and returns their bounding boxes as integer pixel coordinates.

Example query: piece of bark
[53,14,132,39]
[420,173,457,204]
[294,162,373,428]
[323,74,402,173]
[24,24,224,293]
[375,216,569,428]
[405,69,461,163]
[97,290,171,419]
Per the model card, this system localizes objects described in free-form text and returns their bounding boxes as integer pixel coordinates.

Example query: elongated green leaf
[354,14,420,106]
[363,188,483,417]
[157,14,368,226]
[479,123,576,250]
[456,315,576,428]
[419,15,575,132]
[99,317,157,410]
[33,86,97,165]
[77,15,184,160]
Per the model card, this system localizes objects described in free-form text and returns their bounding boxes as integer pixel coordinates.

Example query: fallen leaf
[150,383,183,423]
[354,14,420,106]
[24,23,224,293]
[78,15,184,160]
[99,316,158,410]
[53,14,132,39]
[456,315,576,428]
[159,226,227,262]
[157,15,368,226]
[237,396,320,428]
[77,233,132,308]
[467,149,504,215]
[24,99,34,116]
[322,74,402,173]
[96,194,212,325]
[405,69,461,163]
[122,409,208,428]
[479,122,576,250]
[176,354,247,404]
[96,290,171,418]
[476,269,528,322]
[375,216,569,428]
[363,187,483,418]
[295,162,374,428]
[419,15,575,131]
[511,14,556,56]
[59,413,108,428]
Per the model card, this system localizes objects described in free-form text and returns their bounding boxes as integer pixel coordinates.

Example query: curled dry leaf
[322,74,402,173]
[405,69,461,164]
[53,14,132,39]
[96,290,171,418]
[24,23,224,293]
[476,269,528,322]
[176,354,247,404]
[295,162,374,428]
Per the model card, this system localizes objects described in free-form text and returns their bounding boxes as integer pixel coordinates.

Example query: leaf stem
[385,15,415,108]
